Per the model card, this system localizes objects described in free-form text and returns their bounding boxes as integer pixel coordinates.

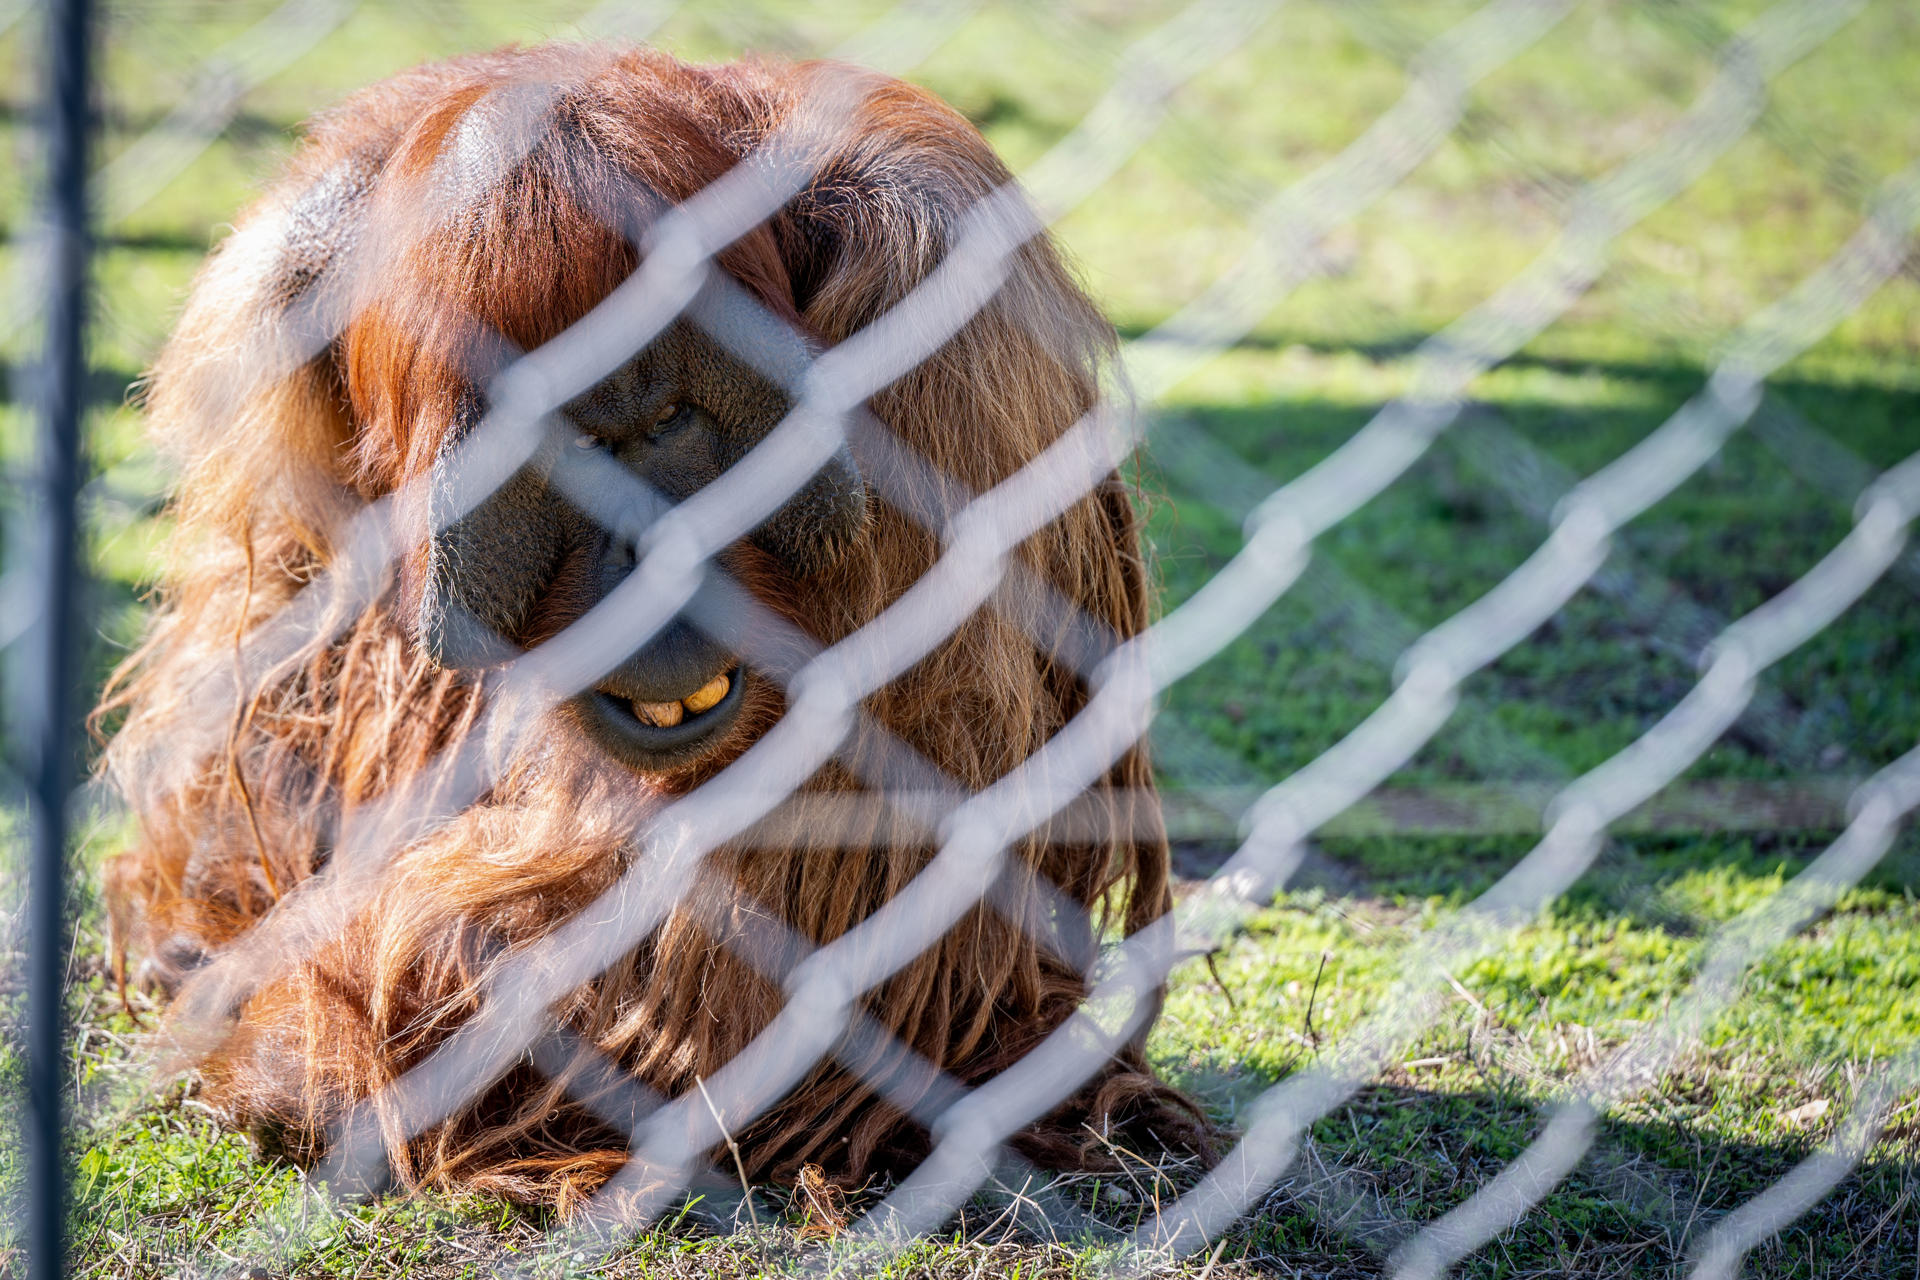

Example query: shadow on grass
[1175,1079,1919,1279]
[1172,828,1920,910]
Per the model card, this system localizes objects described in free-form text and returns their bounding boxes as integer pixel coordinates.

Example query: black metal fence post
[26,0,92,1276]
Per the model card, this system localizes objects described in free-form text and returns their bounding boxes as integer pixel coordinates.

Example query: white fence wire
[5,0,1918,1275]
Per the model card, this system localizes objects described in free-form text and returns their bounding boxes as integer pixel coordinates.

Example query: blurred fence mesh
[4,0,1919,1276]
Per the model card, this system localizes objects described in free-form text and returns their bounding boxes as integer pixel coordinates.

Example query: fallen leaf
[1781,1098,1830,1126]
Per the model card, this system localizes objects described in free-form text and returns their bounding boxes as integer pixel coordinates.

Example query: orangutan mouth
[575,663,746,770]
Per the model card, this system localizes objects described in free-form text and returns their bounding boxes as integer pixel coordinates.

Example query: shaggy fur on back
[99,44,1211,1210]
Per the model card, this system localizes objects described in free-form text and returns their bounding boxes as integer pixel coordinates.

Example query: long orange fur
[98,44,1212,1210]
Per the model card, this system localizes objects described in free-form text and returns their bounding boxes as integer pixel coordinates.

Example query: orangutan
[99,43,1209,1209]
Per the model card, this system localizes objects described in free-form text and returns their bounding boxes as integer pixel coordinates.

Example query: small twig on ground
[1304,951,1330,1048]
[1082,1122,1155,1211]
[1437,966,1489,1020]
[972,1172,1042,1247]
[1203,949,1237,1012]
[694,1074,760,1231]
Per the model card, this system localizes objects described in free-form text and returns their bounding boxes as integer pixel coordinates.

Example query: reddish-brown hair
[99,44,1210,1209]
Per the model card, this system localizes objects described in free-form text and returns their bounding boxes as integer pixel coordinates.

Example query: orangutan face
[418,317,867,772]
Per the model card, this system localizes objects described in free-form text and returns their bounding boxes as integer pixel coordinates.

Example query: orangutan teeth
[682,673,731,714]
[625,671,729,729]
[624,670,734,728]
[631,699,683,728]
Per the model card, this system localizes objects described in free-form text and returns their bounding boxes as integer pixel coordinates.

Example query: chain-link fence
[5,1,1919,1276]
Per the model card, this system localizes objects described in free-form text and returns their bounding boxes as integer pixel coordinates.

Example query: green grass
[3,0,1920,1275]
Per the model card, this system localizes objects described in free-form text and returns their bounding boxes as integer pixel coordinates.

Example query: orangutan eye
[649,401,689,438]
